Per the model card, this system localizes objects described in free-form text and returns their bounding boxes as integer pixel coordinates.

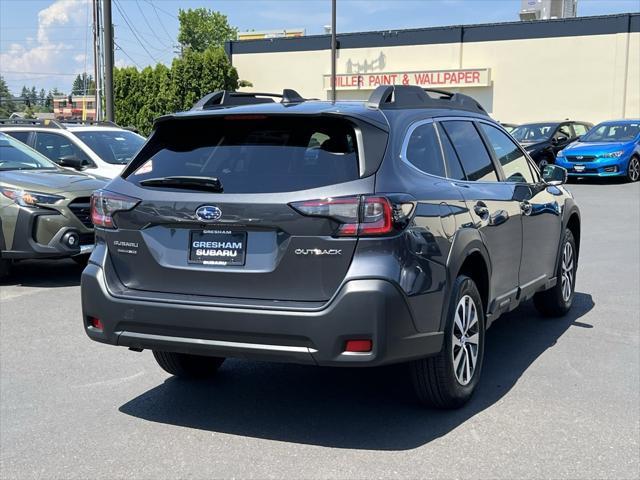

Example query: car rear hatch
[97,113,388,303]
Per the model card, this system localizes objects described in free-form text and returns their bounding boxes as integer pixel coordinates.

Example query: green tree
[0,76,16,117]
[177,8,237,53]
[113,46,238,135]
[23,105,35,119]
[38,88,46,107]
[71,73,96,95]
[170,46,238,112]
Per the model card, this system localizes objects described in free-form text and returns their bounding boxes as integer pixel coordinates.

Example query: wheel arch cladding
[567,212,581,256]
[457,251,490,315]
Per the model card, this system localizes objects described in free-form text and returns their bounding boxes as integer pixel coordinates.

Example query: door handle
[520,201,533,216]
[474,202,490,219]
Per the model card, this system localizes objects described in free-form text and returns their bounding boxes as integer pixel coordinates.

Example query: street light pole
[331,0,337,102]
[103,0,114,122]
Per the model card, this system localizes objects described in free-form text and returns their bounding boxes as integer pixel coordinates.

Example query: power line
[113,41,144,69]
[142,0,177,19]
[142,0,176,44]
[0,71,78,76]
[112,0,159,63]
[135,0,171,49]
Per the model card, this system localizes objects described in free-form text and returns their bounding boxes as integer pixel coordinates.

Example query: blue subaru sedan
[556,120,640,182]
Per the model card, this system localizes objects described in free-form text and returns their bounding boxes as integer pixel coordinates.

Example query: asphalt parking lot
[1,180,638,480]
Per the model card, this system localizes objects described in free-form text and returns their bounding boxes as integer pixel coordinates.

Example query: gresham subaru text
[81,86,580,409]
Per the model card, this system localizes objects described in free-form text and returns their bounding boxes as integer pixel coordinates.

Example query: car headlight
[0,187,64,207]
[599,150,625,158]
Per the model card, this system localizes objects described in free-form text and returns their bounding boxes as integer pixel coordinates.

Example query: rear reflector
[345,339,372,353]
[89,317,104,331]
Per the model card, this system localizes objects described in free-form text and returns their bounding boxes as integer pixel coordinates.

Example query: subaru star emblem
[195,205,222,221]
[576,156,583,160]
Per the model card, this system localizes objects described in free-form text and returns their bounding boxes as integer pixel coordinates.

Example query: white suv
[0,120,145,179]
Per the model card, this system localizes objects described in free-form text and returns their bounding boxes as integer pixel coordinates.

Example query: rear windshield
[127,116,360,193]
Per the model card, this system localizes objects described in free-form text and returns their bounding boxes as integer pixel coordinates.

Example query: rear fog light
[345,339,372,352]
[89,317,104,331]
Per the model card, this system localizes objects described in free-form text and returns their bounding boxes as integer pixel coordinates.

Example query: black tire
[410,275,485,409]
[152,351,225,379]
[72,254,90,266]
[534,229,577,317]
[626,155,640,183]
[537,156,552,171]
[0,258,10,280]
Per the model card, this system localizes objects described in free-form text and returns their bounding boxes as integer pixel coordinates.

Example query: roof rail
[0,118,66,128]
[366,85,487,115]
[191,89,306,111]
[60,119,120,127]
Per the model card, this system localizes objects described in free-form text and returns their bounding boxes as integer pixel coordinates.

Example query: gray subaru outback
[81,86,580,408]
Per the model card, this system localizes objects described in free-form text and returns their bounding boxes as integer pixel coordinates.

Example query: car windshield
[0,133,59,171]
[511,123,558,142]
[580,123,640,143]
[74,130,145,165]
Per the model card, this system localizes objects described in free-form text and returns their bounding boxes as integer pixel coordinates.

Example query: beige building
[225,13,639,124]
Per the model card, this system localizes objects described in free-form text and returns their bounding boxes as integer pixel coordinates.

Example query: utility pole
[331,0,337,102]
[92,0,102,121]
[102,0,114,121]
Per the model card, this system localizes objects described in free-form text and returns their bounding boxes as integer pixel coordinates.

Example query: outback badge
[196,205,222,221]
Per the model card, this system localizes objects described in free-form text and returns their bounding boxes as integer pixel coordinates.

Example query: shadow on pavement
[0,259,84,288]
[119,292,594,451]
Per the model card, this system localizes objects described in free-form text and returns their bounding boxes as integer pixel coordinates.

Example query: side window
[479,123,535,183]
[435,123,465,180]
[556,125,572,140]
[572,123,588,137]
[441,120,498,182]
[34,133,90,163]
[5,131,30,144]
[404,122,446,177]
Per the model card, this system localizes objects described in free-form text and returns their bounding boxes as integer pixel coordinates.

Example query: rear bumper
[81,263,443,367]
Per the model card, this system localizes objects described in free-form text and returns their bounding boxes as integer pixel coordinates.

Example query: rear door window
[33,132,90,163]
[128,117,360,193]
[441,120,498,182]
[404,122,446,177]
[435,123,466,180]
[479,123,535,183]
[4,131,31,144]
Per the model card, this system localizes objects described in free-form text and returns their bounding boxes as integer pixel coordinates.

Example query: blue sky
[1,0,638,94]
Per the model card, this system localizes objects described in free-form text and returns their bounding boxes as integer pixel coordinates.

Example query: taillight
[290,195,410,237]
[90,190,139,229]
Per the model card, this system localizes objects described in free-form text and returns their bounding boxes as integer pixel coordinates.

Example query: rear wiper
[139,176,224,193]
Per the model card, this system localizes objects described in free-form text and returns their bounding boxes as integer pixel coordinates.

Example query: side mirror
[542,164,568,185]
[553,135,568,144]
[58,155,87,171]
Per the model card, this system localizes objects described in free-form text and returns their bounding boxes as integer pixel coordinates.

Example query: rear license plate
[574,165,585,172]
[189,230,247,266]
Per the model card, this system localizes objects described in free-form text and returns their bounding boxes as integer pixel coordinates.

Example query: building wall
[229,14,639,125]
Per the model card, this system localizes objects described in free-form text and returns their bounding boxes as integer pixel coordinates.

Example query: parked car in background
[500,122,518,133]
[511,120,593,169]
[81,86,580,409]
[556,120,640,182]
[0,132,106,278]
[0,119,145,179]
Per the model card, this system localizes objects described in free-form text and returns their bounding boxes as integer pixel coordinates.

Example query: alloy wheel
[629,157,640,182]
[451,294,480,386]
[561,241,575,302]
